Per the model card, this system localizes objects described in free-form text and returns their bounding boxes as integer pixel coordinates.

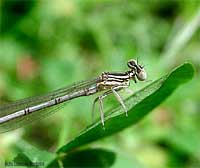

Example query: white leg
[99,96,105,126]
[92,90,112,125]
[92,85,128,126]
[111,86,128,117]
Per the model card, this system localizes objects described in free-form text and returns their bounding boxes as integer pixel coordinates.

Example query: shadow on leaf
[47,148,116,168]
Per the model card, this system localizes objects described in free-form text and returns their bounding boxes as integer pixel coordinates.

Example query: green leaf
[47,148,115,168]
[13,153,32,168]
[15,140,56,166]
[57,63,194,153]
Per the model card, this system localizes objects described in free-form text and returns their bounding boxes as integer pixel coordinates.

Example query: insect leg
[92,90,113,125]
[99,95,105,126]
[111,86,128,116]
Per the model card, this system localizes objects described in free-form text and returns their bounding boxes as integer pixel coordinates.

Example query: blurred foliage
[0,0,200,168]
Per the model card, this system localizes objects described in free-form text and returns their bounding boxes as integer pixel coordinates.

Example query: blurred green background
[0,0,200,167]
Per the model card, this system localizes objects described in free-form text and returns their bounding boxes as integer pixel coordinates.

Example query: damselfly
[0,59,147,133]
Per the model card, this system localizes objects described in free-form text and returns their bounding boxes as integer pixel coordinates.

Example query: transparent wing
[0,77,100,133]
[0,103,65,133]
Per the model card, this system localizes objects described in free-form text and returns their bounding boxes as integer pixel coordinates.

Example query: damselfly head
[127,59,147,81]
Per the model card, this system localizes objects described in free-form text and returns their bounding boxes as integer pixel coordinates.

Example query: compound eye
[127,59,137,69]
[137,69,147,81]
